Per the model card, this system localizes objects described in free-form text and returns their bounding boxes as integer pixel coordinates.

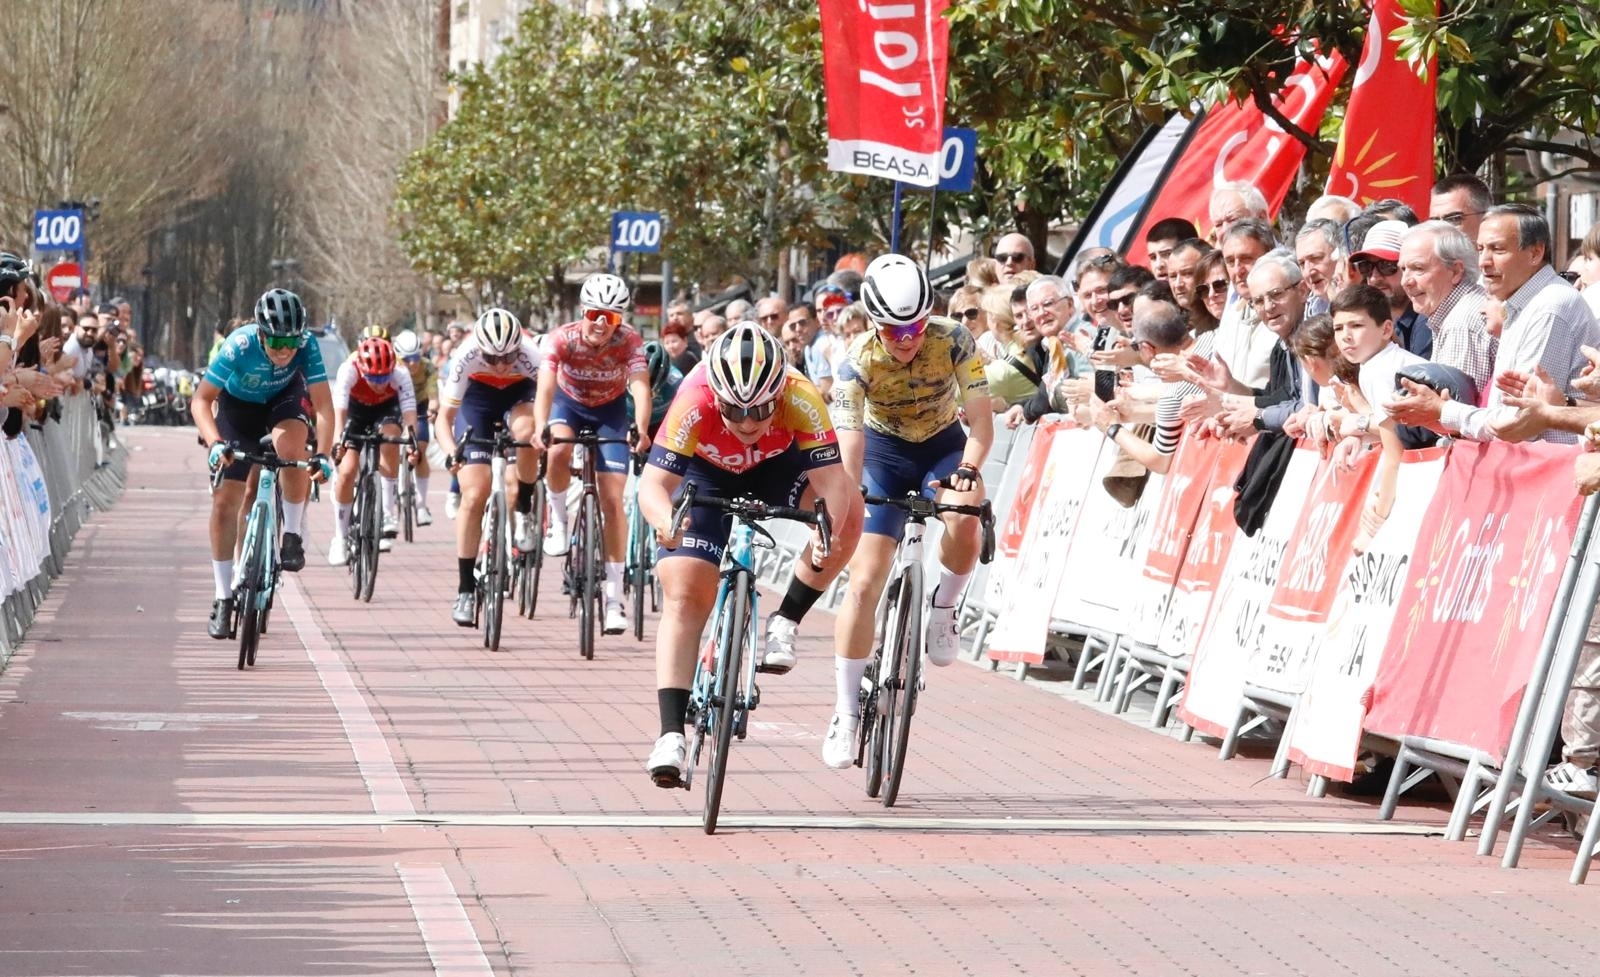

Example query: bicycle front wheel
[579,496,599,660]
[522,481,545,619]
[881,566,923,808]
[360,471,381,603]
[703,572,749,835]
[401,463,415,543]
[484,492,507,651]
[236,536,265,670]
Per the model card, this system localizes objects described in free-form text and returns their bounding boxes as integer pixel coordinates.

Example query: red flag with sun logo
[1324,0,1437,213]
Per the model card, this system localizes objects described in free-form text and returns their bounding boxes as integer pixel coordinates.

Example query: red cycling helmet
[356,337,396,378]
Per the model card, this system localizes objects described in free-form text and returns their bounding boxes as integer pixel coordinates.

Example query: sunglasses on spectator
[1352,257,1400,278]
[955,307,981,321]
[876,319,927,343]
[483,351,518,366]
[582,307,623,327]
[1560,270,1582,285]
[1108,293,1137,311]
[1196,279,1230,298]
[717,398,778,423]
[261,333,303,350]
[993,251,1029,265]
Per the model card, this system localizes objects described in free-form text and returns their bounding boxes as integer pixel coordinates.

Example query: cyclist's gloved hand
[310,453,334,483]
[207,440,233,472]
[941,463,981,493]
[330,442,347,464]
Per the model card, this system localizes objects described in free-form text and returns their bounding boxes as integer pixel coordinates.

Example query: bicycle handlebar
[670,481,833,561]
[454,426,536,463]
[209,440,315,488]
[340,425,416,449]
[862,488,997,565]
[544,424,635,449]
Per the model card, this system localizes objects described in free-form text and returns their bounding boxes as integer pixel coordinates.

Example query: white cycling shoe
[821,712,858,770]
[327,536,347,567]
[925,603,961,667]
[759,613,798,674]
[603,602,627,635]
[647,732,687,788]
[415,505,433,527]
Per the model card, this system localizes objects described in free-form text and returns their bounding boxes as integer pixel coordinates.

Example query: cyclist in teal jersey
[631,341,682,440]
[191,288,335,638]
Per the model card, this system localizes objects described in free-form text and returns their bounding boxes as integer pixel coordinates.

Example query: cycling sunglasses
[483,350,518,366]
[364,371,392,385]
[261,332,304,350]
[717,399,778,423]
[876,319,927,343]
[582,307,623,328]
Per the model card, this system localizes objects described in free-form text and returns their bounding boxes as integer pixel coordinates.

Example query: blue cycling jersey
[203,324,329,403]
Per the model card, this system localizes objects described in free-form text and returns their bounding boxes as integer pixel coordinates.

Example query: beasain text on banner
[819,0,952,188]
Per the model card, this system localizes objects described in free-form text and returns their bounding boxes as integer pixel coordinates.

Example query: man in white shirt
[1209,218,1278,392]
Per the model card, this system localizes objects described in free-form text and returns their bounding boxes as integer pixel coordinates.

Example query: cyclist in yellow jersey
[394,329,437,525]
[824,254,993,769]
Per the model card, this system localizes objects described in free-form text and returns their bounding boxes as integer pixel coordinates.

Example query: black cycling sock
[515,480,536,514]
[659,688,691,737]
[776,578,826,624]
[457,557,475,595]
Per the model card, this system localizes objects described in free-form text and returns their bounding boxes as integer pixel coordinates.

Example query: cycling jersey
[541,321,646,407]
[649,363,839,476]
[331,358,417,415]
[630,365,683,436]
[203,324,328,403]
[831,316,988,442]
[404,356,438,403]
[438,335,542,408]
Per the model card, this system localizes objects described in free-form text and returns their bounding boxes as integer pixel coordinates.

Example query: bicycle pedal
[747,684,761,710]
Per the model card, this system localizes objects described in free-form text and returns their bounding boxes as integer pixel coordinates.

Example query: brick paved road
[0,426,1593,976]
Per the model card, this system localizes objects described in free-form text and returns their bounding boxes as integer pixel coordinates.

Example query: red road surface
[0,426,1593,976]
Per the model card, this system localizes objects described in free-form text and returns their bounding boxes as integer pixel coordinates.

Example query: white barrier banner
[1179,445,1320,738]
[981,425,1037,609]
[987,429,1107,664]
[1285,448,1447,780]
[1052,472,1163,634]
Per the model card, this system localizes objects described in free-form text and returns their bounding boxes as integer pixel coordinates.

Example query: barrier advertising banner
[1178,444,1320,738]
[1246,449,1379,696]
[986,429,1108,664]
[819,0,951,187]
[1156,437,1253,660]
[1285,448,1447,780]
[1126,435,1221,648]
[985,419,1066,607]
[1364,440,1582,762]
[1052,471,1163,635]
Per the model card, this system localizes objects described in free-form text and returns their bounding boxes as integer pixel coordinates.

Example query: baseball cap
[1350,220,1409,263]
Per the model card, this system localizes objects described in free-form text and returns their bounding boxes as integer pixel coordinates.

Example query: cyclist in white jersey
[327,336,419,565]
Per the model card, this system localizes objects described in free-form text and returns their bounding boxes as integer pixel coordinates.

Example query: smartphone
[1092,325,1117,401]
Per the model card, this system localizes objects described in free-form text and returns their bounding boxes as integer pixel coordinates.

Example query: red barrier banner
[987,429,1109,664]
[1156,437,1253,659]
[1245,449,1379,696]
[1179,444,1320,737]
[1364,440,1582,762]
[1286,448,1447,780]
[1126,435,1222,648]
[984,419,1067,608]
[819,0,951,188]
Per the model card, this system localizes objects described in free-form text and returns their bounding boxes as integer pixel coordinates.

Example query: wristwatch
[1251,407,1265,432]
[1356,413,1372,436]
[0,334,16,350]
[1105,423,1122,440]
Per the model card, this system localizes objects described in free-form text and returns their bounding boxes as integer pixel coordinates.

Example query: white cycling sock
[934,568,971,608]
[381,477,398,515]
[548,489,569,531]
[282,500,304,536]
[605,562,623,604]
[834,655,871,718]
[416,475,430,504]
[337,503,352,537]
[213,560,233,600]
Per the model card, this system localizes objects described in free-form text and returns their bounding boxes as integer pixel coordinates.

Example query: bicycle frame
[237,466,282,612]
[681,518,762,791]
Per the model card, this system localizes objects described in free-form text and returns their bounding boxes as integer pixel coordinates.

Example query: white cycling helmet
[473,308,522,355]
[393,328,422,360]
[861,253,934,327]
[579,273,630,313]
[705,321,787,410]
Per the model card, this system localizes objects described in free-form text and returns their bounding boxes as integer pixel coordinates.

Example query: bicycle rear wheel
[703,572,749,835]
[881,566,923,808]
[579,496,598,660]
[484,493,506,651]
[521,482,545,619]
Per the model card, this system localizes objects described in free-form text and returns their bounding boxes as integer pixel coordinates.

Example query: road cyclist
[636,321,862,788]
[326,336,419,567]
[190,288,334,639]
[622,341,684,639]
[533,272,653,638]
[827,253,994,770]
[394,328,437,528]
[433,307,544,627]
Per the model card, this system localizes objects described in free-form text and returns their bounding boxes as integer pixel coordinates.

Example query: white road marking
[281,578,416,816]
[0,810,1445,835]
[61,711,258,732]
[397,864,494,977]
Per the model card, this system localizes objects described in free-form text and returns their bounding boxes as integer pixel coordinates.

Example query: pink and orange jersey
[541,321,647,407]
[649,364,840,476]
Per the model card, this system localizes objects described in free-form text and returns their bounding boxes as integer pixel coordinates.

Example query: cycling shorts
[347,397,401,435]
[414,398,430,442]
[214,376,310,483]
[548,388,630,475]
[660,452,810,567]
[452,379,535,466]
[861,421,966,539]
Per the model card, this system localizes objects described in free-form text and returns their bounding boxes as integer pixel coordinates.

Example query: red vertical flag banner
[1324,0,1438,215]
[819,0,951,188]
[1125,51,1347,257]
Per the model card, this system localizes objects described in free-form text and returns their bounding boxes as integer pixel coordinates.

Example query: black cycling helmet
[254,288,307,338]
[643,340,672,388]
[0,253,34,291]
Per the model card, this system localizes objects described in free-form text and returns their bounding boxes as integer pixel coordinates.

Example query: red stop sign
[45,262,83,303]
